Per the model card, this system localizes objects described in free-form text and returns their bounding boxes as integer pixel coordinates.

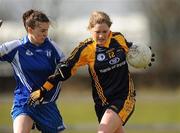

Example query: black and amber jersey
[66,31,133,105]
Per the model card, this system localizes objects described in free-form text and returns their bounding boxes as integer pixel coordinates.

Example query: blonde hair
[88,11,112,30]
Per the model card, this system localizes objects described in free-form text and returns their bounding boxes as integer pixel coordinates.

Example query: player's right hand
[28,87,46,106]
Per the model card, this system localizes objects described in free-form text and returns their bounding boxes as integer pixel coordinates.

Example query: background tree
[141,0,180,87]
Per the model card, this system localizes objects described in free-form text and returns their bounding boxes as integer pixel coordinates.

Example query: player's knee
[98,124,111,133]
[98,130,109,133]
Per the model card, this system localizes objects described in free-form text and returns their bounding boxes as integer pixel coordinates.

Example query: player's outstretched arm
[28,62,71,106]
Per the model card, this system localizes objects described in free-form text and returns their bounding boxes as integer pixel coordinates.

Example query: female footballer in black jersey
[29,11,136,133]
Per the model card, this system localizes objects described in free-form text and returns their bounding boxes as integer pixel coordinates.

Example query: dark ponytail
[22,9,50,31]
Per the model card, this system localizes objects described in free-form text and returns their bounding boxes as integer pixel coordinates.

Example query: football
[126,43,152,68]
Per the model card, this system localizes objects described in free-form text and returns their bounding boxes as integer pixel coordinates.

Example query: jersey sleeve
[45,41,91,87]
[0,40,21,62]
[66,40,92,75]
[113,32,132,53]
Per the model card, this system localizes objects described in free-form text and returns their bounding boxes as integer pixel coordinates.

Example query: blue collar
[22,35,49,48]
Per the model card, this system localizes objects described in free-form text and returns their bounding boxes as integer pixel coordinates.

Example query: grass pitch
[0,88,180,133]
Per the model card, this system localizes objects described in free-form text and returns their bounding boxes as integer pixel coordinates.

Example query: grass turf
[0,89,180,133]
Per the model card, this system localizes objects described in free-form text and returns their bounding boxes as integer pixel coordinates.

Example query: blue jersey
[0,36,65,105]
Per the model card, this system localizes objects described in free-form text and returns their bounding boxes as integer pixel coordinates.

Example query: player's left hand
[148,46,155,67]
[28,87,46,106]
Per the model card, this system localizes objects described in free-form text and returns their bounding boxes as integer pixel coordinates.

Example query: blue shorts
[11,102,66,133]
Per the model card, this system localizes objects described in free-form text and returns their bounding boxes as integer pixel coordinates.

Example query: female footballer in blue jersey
[0,9,66,133]
[29,11,139,133]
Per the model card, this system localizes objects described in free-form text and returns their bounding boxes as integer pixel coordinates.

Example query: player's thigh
[13,114,33,133]
[98,109,123,133]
